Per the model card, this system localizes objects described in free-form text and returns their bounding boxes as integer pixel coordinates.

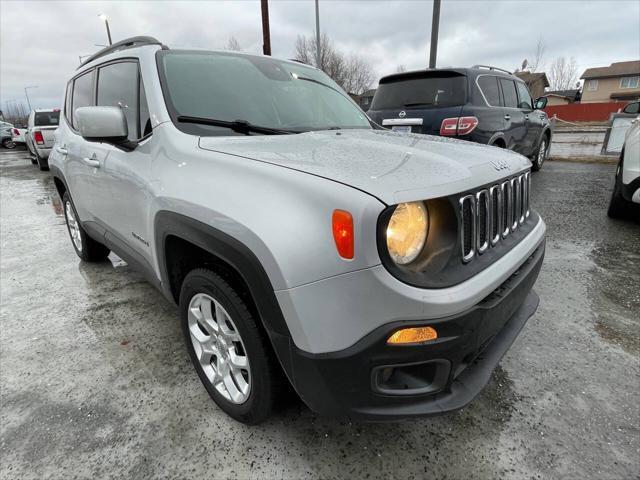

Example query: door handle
[81,154,100,168]
[504,114,510,120]
[56,145,68,155]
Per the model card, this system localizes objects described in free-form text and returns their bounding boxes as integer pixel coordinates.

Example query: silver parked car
[50,37,546,424]
[26,108,60,170]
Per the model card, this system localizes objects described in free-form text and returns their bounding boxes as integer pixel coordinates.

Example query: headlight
[386,202,428,264]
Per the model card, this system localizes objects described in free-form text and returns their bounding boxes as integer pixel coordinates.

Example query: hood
[199,129,531,205]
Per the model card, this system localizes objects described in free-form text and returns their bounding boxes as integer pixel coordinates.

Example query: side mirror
[534,97,548,110]
[75,106,128,144]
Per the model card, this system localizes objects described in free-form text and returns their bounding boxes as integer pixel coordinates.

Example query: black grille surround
[376,170,539,289]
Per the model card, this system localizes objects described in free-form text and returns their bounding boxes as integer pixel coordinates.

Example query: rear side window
[371,74,467,110]
[97,62,139,141]
[515,82,533,110]
[477,76,501,107]
[623,102,639,114]
[72,71,94,128]
[34,112,60,126]
[499,79,518,108]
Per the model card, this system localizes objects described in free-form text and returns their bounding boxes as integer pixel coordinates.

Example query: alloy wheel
[538,139,547,166]
[188,293,251,404]
[65,200,82,252]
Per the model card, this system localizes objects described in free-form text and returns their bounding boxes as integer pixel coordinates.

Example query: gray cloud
[1,0,639,109]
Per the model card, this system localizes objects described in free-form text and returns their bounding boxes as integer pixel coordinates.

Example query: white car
[608,116,640,219]
[11,126,27,144]
[25,109,60,170]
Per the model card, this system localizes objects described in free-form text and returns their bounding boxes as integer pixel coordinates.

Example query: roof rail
[472,64,512,75]
[78,36,164,69]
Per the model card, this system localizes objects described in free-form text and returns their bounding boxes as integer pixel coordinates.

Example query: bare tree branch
[529,37,545,72]
[294,33,374,95]
[226,36,241,51]
[548,56,579,90]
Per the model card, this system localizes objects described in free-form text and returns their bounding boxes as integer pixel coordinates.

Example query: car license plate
[392,125,412,134]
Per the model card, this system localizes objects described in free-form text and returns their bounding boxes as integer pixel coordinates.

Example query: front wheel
[607,161,632,219]
[62,192,110,261]
[179,269,283,424]
[531,137,548,171]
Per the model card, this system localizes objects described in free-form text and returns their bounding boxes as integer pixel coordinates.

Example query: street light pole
[429,0,441,68]
[260,0,271,55]
[315,0,321,68]
[99,14,112,46]
[24,86,38,111]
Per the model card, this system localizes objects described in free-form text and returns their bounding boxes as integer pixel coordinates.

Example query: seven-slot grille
[459,171,531,262]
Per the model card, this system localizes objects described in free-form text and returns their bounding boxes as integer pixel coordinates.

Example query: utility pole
[315,0,321,67]
[429,0,441,68]
[24,86,38,111]
[261,0,271,55]
[99,14,113,46]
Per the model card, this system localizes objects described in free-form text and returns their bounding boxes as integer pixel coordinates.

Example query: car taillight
[34,131,44,145]
[439,118,459,136]
[439,116,479,136]
[12,128,19,135]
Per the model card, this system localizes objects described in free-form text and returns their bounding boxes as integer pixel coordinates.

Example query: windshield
[34,111,60,126]
[159,51,371,135]
[370,73,467,110]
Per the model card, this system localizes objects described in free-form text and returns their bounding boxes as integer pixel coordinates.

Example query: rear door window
[34,111,60,126]
[499,79,519,109]
[477,76,501,107]
[371,74,467,110]
[72,71,94,128]
[97,61,139,140]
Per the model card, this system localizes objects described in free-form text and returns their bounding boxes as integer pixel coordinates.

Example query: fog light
[387,327,437,345]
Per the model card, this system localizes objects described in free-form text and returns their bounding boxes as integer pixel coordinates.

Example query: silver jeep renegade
[50,37,546,424]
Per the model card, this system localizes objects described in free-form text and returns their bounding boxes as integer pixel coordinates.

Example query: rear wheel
[62,192,110,261]
[2,138,16,149]
[607,160,632,219]
[531,137,548,171]
[179,269,282,424]
[35,150,49,171]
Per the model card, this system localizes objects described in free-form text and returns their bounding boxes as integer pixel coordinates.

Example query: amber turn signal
[387,326,438,345]
[332,209,354,259]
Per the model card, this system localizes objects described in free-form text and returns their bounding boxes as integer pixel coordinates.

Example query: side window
[478,76,501,107]
[587,80,598,91]
[97,62,139,141]
[139,77,151,137]
[623,102,639,114]
[515,82,533,110]
[499,79,519,109]
[71,71,94,129]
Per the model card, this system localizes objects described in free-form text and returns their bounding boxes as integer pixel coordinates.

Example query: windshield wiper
[177,115,294,135]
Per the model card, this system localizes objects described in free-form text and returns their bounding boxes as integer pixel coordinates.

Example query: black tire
[607,160,632,219]
[30,157,37,165]
[531,136,548,171]
[62,191,110,261]
[2,138,16,149]
[35,150,49,171]
[179,268,282,424]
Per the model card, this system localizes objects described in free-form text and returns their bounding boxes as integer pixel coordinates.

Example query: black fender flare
[488,131,507,147]
[49,165,70,199]
[154,211,296,381]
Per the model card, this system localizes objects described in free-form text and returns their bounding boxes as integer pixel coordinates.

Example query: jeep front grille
[459,171,531,263]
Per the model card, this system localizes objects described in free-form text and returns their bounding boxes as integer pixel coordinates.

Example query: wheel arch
[50,165,69,200]
[155,210,296,386]
[488,132,507,148]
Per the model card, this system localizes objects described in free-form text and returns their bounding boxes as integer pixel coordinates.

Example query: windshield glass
[34,111,60,126]
[371,73,467,110]
[159,51,371,135]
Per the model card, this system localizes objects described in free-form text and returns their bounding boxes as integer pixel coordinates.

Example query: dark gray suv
[367,65,552,170]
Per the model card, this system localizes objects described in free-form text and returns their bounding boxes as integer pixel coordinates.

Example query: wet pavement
[1,148,639,479]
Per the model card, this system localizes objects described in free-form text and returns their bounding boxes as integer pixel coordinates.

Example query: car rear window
[371,73,467,110]
[34,111,60,126]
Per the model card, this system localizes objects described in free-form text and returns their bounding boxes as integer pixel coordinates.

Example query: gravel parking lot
[1,148,638,479]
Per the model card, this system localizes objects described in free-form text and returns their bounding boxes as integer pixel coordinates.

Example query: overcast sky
[1,0,639,110]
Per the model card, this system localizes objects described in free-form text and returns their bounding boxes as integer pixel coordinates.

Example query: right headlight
[386,202,428,265]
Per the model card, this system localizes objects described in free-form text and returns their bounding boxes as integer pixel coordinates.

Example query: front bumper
[283,241,544,420]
